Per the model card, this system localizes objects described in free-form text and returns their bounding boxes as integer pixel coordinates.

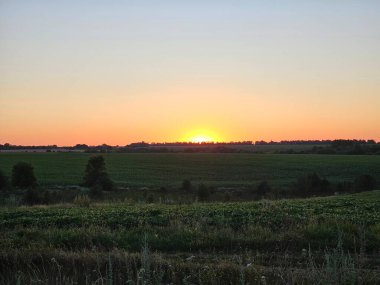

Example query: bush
[146,193,154,203]
[90,184,104,199]
[0,170,8,191]
[294,172,331,197]
[41,190,53,204]
[22,188,41,205]
[335,181,353,193]
[73,194,91,207]
[223,192,231,202]
[353,175,376,192]
[83,156,114,191]
[256,181,271,197]
[197,184,211,202]
[181,179,192,192]
[12,162,37,188]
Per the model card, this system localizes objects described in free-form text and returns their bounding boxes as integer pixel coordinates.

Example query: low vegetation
[0,191,379,283]
[0,153,379,283]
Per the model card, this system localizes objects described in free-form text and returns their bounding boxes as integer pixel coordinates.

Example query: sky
[0,0,379,145]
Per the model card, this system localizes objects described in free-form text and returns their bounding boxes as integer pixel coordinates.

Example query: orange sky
[1,1,379,145]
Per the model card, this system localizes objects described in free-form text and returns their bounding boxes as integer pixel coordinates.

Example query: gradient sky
[1,0,379,145]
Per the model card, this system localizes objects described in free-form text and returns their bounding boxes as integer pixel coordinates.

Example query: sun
[191,135,214,143]
[182,129,221,143]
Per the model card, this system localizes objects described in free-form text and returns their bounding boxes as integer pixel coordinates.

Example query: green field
[1,153,380,188]
[1,191,379,251]
[1,191,379,284]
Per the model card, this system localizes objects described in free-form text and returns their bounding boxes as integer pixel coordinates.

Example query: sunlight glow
[183,129,222,143]
[190,135,214,143]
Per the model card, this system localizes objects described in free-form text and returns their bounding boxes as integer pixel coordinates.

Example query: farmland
[1,152,380,188]
[1,152,380,283]
[0,191,379,284]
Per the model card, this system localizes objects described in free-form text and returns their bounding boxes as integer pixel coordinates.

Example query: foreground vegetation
[0,191,379,283]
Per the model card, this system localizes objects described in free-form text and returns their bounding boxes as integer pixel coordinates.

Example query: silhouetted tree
[354,175,376,192]
[12,162,37,188]
[83,155,114,191]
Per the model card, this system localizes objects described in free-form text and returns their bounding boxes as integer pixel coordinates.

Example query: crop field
[0,191,379,284]
[1,152,380,188]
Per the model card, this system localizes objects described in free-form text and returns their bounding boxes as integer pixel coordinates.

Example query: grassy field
[0,191,379,284]
[1,152,380,188]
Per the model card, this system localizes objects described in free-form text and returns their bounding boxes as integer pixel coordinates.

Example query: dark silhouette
[197,184,211,201]
[256,181,271,197]
[336,181,353,193]
[23,188,41,205]
[181,179,192,192]
[11,162,37,188]
[294,172,331,196]
[354,175,376,192]
[0,170,8,191]
[83,155,114,191]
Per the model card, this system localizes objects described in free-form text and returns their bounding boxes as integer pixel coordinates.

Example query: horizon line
[1,138,378,148]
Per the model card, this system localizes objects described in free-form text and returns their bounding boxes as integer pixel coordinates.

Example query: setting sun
[182,129,222,143]
[190,135,214,143]
[181,128,224,143]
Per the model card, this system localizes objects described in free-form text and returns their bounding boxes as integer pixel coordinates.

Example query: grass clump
[73,194,91,208]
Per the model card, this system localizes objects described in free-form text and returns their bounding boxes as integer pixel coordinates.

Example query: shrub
[256,181,271,197]
[223,192,231,202]
[41,190,53,204]
[90,184,104,199]
[353,175,376,192]
[0,170,8,191]
[197,184,211,201]
[335,181,353,193]
[294,172,331,197]
[73,194,91,207]
[83,155,114,191]
[181,179,192,192]
[11,162,37,188]
[22,188,41,205]
[146,193,154,203]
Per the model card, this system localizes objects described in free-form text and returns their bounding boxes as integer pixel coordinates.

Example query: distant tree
[197,184,211,201]
[256,181,271,197]
[83,155,114,191]
[181,179,192,192]
[354,175,376,192]
[12,162,37,188]
[0,170,8,191]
